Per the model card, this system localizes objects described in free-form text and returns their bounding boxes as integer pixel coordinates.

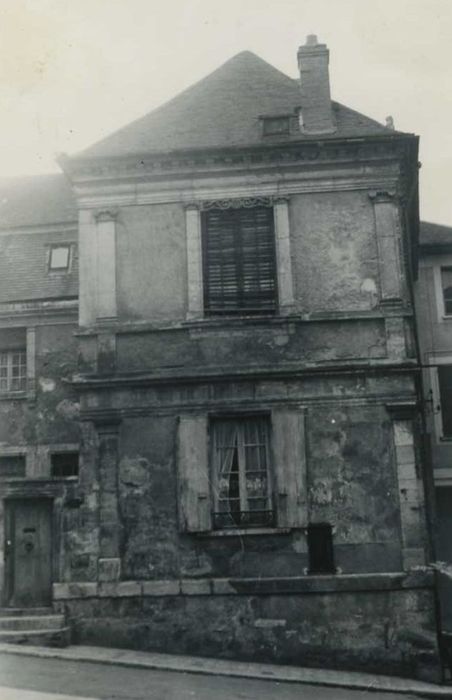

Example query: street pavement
[0,652,428,700]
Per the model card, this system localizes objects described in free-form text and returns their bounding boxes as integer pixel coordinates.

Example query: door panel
[4,499,52,607]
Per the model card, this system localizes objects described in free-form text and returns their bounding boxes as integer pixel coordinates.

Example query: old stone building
[0,37,444,680]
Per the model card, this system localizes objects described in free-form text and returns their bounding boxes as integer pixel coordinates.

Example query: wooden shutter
[271,408,307,528]
[202,206,277,314]
[177,415,211,532]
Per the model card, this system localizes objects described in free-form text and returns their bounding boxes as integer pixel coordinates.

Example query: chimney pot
[306,34,318,46]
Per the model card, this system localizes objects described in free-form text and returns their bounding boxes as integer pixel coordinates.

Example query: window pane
[211,415,272,528]
[50,246,70,269]
[441,268,452,315]
[0,348,26,392]
[438,365,452,437]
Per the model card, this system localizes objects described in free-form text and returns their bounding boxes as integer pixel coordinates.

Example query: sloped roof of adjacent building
[419,221,452,248]
[74,51,393,161]
[0,173,76,230]
[0,174,78,303]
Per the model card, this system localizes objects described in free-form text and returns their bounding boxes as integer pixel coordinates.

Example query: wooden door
[4,499,52,607]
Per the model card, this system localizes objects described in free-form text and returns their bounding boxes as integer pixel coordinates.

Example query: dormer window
[49,245,71,272]
[261,116,290,137]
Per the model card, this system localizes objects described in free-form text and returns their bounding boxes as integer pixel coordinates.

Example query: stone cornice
[64,134,416,185]
[72,359,420,393]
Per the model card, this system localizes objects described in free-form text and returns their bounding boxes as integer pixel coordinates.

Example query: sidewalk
[0,642,450,698]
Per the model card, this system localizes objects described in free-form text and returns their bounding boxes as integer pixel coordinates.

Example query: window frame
[48,244,73,273]
[429,356,452,442]
[201,204,279,317]
[0,348,27,394]
[210,414,274,530]
[433,261,452,320]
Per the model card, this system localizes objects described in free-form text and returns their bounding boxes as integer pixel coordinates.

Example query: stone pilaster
[369,190,403,303]
[273,198,295,314]
[185,204,203,320]
[388,404,426,570]
[95,210,118,320]
[96,417,122,582]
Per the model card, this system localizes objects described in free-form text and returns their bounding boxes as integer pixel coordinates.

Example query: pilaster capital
[94,208,119,223]
[368,189,398,204]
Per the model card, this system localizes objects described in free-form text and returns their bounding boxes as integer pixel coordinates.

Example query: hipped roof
[74,51,393,161]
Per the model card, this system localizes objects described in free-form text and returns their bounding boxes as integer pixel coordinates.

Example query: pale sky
[0,0,451,224]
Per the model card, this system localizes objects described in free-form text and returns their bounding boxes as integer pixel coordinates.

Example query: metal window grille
[0,350,27,393]
[307,523,335,574]
[202,206,277,315]
[51,452,79,478]
[211,416,273,529]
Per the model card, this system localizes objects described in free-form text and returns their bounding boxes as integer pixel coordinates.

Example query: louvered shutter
[271,408,307,528]
[202,206,277,314]
[177,415,211,532]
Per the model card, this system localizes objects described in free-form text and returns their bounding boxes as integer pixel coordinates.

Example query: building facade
[415,221,452,634]
[0,38,444,680]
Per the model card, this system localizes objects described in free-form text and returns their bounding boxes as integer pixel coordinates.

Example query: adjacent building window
[441,267,452,316]
[211,415,273,529]
[201,206,277,315]
[0,349,27,393]
[307,523,335,574]
[438,365,452,438]
[0,455,26,478]
[49,245,71,271]
[51,452,79,478]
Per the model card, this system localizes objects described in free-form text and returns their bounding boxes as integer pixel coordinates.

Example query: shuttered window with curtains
[177,408,307,533]
[201,206,278,314]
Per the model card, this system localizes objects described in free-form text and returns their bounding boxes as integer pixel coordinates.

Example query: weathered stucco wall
[290,191,379,313]
[116,204,187,321]
[65,374,419,583]
[59,574,440,682]
[112,319,386,375]
[86,189,392,324]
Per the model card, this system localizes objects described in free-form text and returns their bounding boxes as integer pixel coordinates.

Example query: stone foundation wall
[55,572,441,682]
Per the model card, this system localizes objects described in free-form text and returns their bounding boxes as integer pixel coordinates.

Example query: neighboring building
[416,221,452,633]
[0,37,444,680]
[0,174,80,616]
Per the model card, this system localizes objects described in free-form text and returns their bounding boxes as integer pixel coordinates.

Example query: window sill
[196,526,291,538]
[0,391,27,401]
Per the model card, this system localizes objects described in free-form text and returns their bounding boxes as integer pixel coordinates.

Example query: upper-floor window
[201,206,278,315]
[49,245,71,271]
[0,349,26,393]
[441,267,452,316]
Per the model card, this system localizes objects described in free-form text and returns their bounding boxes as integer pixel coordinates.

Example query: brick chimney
[297,35,336,134]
